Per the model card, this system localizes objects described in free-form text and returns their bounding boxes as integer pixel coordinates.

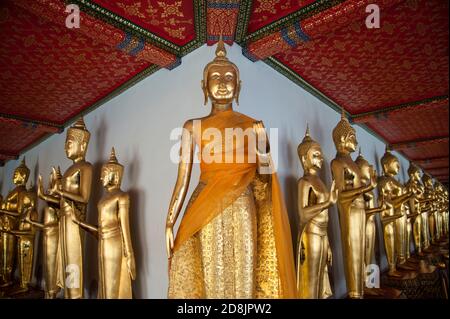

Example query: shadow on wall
[31,159,44,288]
[127,148,148,299]
[83,115,108,298]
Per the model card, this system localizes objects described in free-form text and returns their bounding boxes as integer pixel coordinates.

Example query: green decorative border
[68,0,207,58]
[0,113,63,131]
[235,0,253,44]
[352,95,449,119]
[264,56,389,144]
[243,0,345,44]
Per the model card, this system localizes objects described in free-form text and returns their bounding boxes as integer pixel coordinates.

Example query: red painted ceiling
[0,0,448,185]
[247,0,316,34]
[92,0,196,46]
[274,0,449,114]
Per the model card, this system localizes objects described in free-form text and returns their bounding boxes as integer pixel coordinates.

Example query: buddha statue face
[205,64,238,104]
[101,148,123,189]
[202,38,241,106]
[66,136,87,160]
[332,110,357,153]
[303,144,324,172]
[13,169,28,186]
[343,132,357,153]
[13,159,30,186]
[385,158,400,176]
[65,118,90,161]
[100,166,121,189]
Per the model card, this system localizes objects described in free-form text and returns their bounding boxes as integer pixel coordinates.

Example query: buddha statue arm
[72,215,98,238]
[118,194,136,280]
[253,121,273,175]
[58,166,92,204]
[166,120,195,258]
[391,191,413,208]
[331,161,376,203]
[366,203,386,218]
[0,209,20,217]
[298,179,336,223]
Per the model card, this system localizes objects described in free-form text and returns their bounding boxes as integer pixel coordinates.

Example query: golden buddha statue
[166,38,296,299]
[0,159,37,295]
[0,158,31,288]
[296,125,337,299]
[444,188,449,236]
[51,117,93,299]
[330,110,377,299]
[434,182,444,241]
[72,148,136,299]
[355,149,385,268]
[26,166,62,299]
[422,174,436,245]
[378,147,414,271]
[405,163,429,256]
[437,184,449,237]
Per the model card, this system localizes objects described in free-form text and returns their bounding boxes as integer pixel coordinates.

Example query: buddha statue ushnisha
[166,38,296,299]
[297,125,337,299]
[72,148,136,299]
[51,117,93,299]
[330,110,376,299]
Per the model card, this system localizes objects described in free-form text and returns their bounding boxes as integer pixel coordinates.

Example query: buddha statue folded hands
[166,39,296,299]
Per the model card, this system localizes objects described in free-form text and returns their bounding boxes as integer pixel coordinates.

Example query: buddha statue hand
[370,169,377,189]
[127,253,136,280]
[165,223,174,259]
[37,175,45,199]
[253,121,270,155]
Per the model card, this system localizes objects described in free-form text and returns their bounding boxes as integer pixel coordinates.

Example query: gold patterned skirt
[169,175,283,299]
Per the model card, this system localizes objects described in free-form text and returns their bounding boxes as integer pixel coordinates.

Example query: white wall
[0,44,410,298]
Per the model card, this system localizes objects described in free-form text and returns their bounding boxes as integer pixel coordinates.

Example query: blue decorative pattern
[129,38,145,56]
[280,27,297,48]
[294,22,310,42]
[116,32,132,51]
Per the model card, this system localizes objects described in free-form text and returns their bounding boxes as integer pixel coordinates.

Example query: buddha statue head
[65,117,90,161]
[332,109,357,153]
[48,166,62,195]
[13,157,30,186]
[297,124,323,173]
[355,148,373,184]
[421,173,433,189]
[381,145,399,177]
[101,147,124,190]
[202,36,241,106]
[407,162,421,181]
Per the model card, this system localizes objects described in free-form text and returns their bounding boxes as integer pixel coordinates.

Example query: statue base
[0,284,44,299]
[381,264,446,299]
[364,287,405,299]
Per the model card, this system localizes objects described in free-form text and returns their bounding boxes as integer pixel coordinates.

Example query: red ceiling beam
[352,96,449,124]
[244,0,404,61]
[12,0,178,68]
[207,0,241,45]
[0,114,62,134]
[390,136,449,151]
[415,156,449,165]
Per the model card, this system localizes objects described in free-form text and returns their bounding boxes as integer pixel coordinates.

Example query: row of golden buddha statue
[0,39,448,299]
[0,119,136,299]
